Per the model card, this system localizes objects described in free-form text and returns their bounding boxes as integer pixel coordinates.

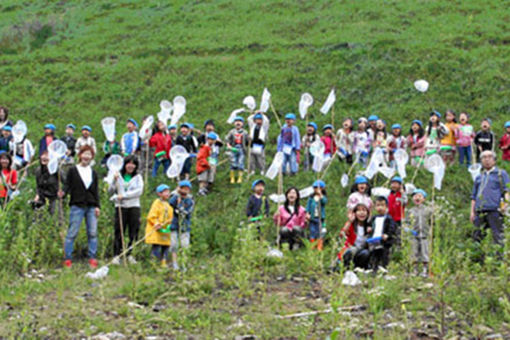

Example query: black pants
[473,210,504,246]
[279,227,304,249]
[343,247,371,269]
[113,207,141,256]
[370,245,391,269]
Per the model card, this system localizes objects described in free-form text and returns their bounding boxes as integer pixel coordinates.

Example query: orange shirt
[441,122,457,146]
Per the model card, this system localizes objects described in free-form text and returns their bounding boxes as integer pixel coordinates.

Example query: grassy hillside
[0,0,509,338]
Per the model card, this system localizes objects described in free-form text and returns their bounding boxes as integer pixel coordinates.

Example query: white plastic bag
[342,270,361,286]
[414,79,429,93]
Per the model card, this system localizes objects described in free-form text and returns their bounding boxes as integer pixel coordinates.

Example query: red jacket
[149,132,172,158]
[320,135,336,156]
[499,133,510,161]
[388,191,405,222]
[337,222,358,260]
[196,144,211,174]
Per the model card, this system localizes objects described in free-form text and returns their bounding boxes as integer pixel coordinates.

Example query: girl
[335,118,354,163]
[0,152,17,207]
[455,112,475,167]
[337,203,372,270]
[425,111,449,156]
[0,106,13,130]
[39,124,56,156]
[406,120,426,166]
[302,122,319,171]
[305,180,327,250]
[347,176,373,211]
[273,187,307,250]
[320,124,336,160]
[499,121,510,162]
[386,124,407,165]
[353,117,371,167]
[149,120,172,177]
[440,110,457,165]
[108,156,144,264]
[372,119,387,149]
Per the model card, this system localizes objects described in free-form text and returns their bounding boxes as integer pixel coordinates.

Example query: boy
[498,121,510,162]
[387,176,407,247]
[226,117,249,183]
[302,122,319,171]
[61,124,77,165]
[168,124,178,146]
[196,132,217,196]
[176,123,197,180]
[75,126,97,155]
[367,115,379,140]
[368,196,395,271]
[474,118,495,162]
[277,113,301,176]
[404,189,433,278]
[0,126,13,153]
[247,112,269,175]
[169,180,195,271]
[38,124,56,156]
[145,184,173,268]
[121,118,140,157]
[246,179,270,233]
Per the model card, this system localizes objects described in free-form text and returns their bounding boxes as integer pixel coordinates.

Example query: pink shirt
[273,205,307,231]
[320,135,336,156]
[455,124,475,147]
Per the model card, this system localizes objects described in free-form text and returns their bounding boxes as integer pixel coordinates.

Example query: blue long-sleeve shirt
[277,125,301,152]
[169,194,194,231]
[471,167,509,211]
[121,131,140,155]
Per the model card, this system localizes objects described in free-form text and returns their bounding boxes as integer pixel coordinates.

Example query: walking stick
[144,142,150,184]
[116,176,127,265]
[428,184,435,278]
[269,100,283,129]
[275,168,283,248]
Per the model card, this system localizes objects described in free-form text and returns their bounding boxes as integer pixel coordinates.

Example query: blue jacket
[306,195,327,220]
[0,136,12,152]
[38,135,55,156]
[121,131,140,155]
[277,125,301,152]
[169,194,194,231]
[471,167,509,211]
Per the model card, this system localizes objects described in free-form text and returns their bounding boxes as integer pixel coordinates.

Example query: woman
[107,155,144,264]
[0,106,13,130]
[33,152,59,215]
[59,145,100,268]
[0,152,17,207]
[273,187,306,250]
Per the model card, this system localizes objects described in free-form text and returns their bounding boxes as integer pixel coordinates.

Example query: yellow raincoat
[145,198,173,246]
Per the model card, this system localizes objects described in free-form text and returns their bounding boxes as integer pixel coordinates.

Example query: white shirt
[355,225,366,248]
[373,216,385,238]
[76,164,93,189]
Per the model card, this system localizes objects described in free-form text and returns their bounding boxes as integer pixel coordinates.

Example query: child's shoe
[128,256,137,264]
[237,171,243,183]
[89,259,98,269]
[161,259,167,268]
[230,171,235,184]
[420,266,428,278]
[317,239,324,251]
[172,262,179,271]
[63,259,72,268]
[111,256,121,265]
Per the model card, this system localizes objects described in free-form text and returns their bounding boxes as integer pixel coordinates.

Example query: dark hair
[459,111,470,120]
[350,181,372,196]
[0,152,12,169]
[343,118,354,131]
[375,196,388,205]
[0,106,9,120]
[121,155,139,176]
[409,123,425,139]
[352,204,371,226]
[284,187,301,214]
[445,109,457,123]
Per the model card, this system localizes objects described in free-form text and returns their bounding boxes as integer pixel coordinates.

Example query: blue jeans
[151,245,170,261]
[230,149,245,170]
[64,206,98,260]
[309,218,322,239]
[282,151,298,174]
[152,158,170,177]
[457,146,472,166]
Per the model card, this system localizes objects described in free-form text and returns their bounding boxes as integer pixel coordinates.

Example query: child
[386,124,407,165]
[12,132,35,170]
[305,180,327,250]
[33,152,60,215]
[387,176,407,247]
[407,120,426,166]
[226,117,249,183]
[121,118,140,157]
[38,124,56,156]
[176,123,198,180]
[101,138,121,167]
[0,106,13,130]
[455,112,475,167]
[367,115,379,140]
[425,111,449,156]
[499,121,510,162]
[0,126,13,153]
[440,110,457,165]
[373,119,387,147]
[353,117,371,167]
[338,203,371,270]
[273,187,307,250]
[321,124,336,160]
[302,122,319,171]
[0,152,17,206]
[474,118,495,162]
[335,118,354,163]
[404,189,433,278]
[168,124,178,146]
[145,184,173,268]
[60,124,77,165]
[247,112,269,175]
[246,179,270,220]
[196,132,217,196]
[347,176,373,211]
[169,180,195,271]
[277,113,301,176]
[75,126,97,155]
[368,196,395,271]
[149,120,172,177]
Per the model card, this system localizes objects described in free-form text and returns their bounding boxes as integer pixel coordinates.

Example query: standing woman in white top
[107,155,144,264]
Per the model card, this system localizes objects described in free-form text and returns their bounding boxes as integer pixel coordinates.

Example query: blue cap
[179,180,192,188]
[2,125,12,132]
[368,115,379,122]
[44,124,56,131]
[354,176,369,185]
[168,124,177,130]
[66,124,76,130]
[430,110,441,118]
[156,184,170,193]
[251,179,265,189]
[127,118,138,128]
[180,123,191,129]
[206,132,218,140]
[391,176,403,184]
[391,124,402,130]
[505,121,510,129]
[313,180,326,188]
[323,124,333,131]
[412,189,427,198]
[234,116,244,123]
[188,123,195,129]
[285,113,296,120]
[307,122,318,131]
[412,119,423,128]
[81,125,92,132]
[482,118,492,125]
[254,113,263,120]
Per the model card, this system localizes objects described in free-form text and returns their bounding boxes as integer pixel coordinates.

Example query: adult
[470,150,509,248]
[107,155,144,264]
[33,152,59,215]
[59,145,100,268]
[273,187,306,250]
[0,106,13,130]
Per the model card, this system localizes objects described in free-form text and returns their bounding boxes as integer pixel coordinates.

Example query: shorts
[197,169,215,183]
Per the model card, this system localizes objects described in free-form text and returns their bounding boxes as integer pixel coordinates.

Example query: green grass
[1,0,510,338]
